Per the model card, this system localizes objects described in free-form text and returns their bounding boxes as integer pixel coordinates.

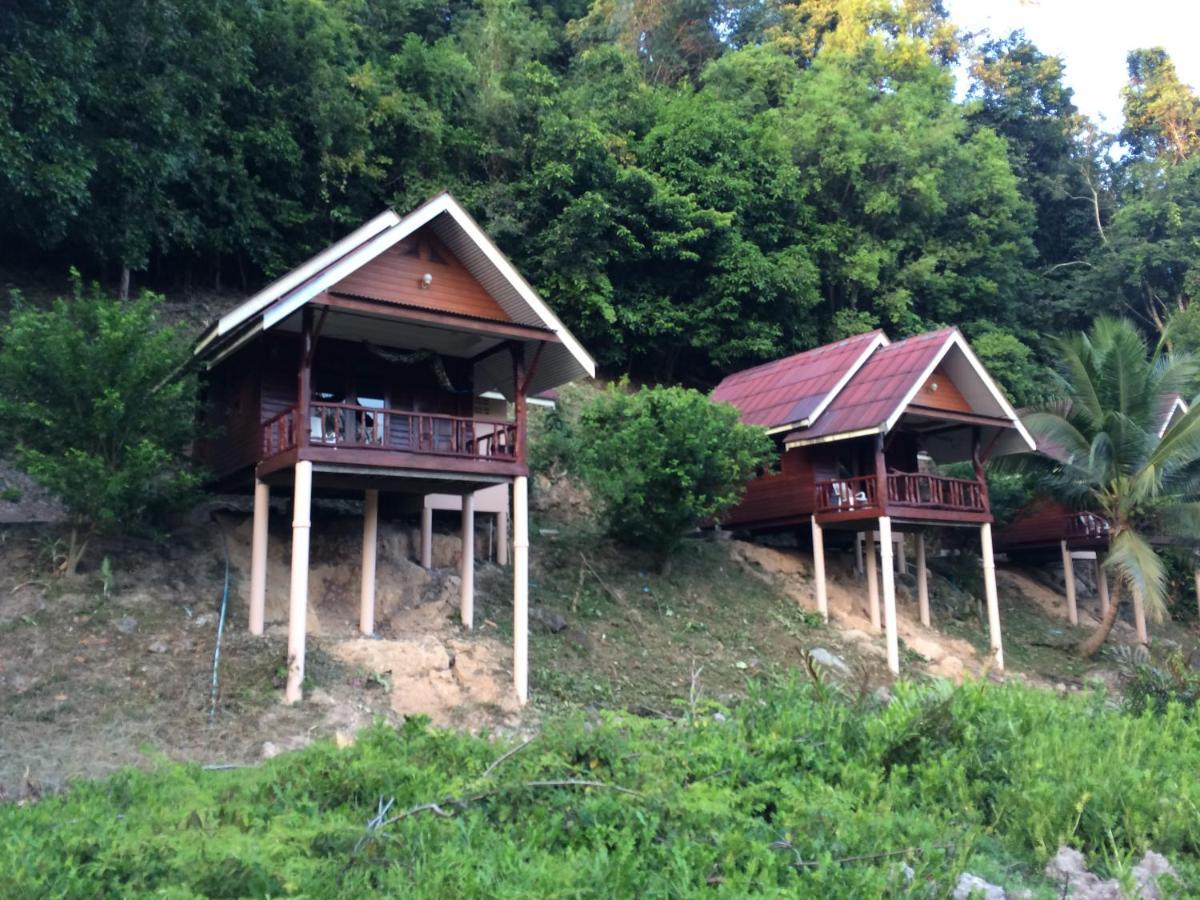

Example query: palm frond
[1105,529,1169,624]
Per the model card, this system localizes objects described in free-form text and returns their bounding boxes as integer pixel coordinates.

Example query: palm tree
[1018,317,1200,658]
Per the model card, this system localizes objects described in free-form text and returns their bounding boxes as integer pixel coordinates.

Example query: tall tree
[1019,318,1200,656]
[1122,48,1200,164]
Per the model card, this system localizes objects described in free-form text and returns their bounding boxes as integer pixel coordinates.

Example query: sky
[945,0,1200,129]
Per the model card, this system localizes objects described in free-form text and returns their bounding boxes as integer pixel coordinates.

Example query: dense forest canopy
[3,0,1200,393]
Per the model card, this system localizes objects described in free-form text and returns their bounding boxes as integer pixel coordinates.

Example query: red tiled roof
[711,331,883,429]
[783,328,956,443]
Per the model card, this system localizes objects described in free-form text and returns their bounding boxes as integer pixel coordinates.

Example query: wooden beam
[865,530,881,633]
[297,307,314,450]
[981,522,1004,671]
[879,516,899,675]
[513,475,530,704]
[360,489,379,636]
[286,460,313,704]
[461,492,475,628]
[249,478,270,636]
[916,532,930,627]
[811,517,828,622]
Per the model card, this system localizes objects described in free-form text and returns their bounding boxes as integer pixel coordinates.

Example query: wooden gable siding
[908,366,972,415]
[332,227,512,322]
[722,443,843,529]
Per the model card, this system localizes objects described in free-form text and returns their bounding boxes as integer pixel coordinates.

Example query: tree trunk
[62,527,90,577]
[118,266,131,300]
[1079,579,1122,658]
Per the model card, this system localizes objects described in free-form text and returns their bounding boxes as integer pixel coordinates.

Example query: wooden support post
[1061,540,1078,625]
[811,517,828,622]
[981,522,1004,671]
[513,476,529,704]
[460,492,475,629]
[916,532,930,628]
[878,517,899,675]
[895,533,906,576]
[359,489,378,636]
[865,530,881,633]
[249,478,270,636]
[497,509,509,566]
[854,532,864,576]
[1097,556,1110,618]
[285,460,313,704]
[420,503,433,569]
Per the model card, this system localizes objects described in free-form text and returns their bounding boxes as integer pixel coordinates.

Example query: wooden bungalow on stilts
[712,329,1035,675]
[996,394,1193,643]
[192,192,595,704]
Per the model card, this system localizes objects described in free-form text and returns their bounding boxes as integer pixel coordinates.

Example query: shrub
[573,382,775,567]
[0,272,202,572]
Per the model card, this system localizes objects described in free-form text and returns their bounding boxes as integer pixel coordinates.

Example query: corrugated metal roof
[782,329,955,442]
[711,331,884,428]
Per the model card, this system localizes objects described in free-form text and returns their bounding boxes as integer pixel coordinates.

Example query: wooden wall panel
[910,366,972,414]
[334,227,511,322]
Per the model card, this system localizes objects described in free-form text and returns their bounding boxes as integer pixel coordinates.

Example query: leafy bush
[573,383,775,566]
[0,273,202,571]
[1123,651,1200,715]
[2,681,1198,896]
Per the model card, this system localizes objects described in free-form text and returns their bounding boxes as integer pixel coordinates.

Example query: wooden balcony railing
[815,472,988,515]
[260,403,518,462]
[1064,511,1110,541]
[886,472,987,512]
[815,474,879,513]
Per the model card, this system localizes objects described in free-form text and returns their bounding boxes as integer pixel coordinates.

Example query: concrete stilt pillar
[879,517,899,675]
[249,478,270,636]
[981,522,1004,671]
[1061,540,1078,625]
[359,489,378,636]
[1194,568,1200,622]
[811,517,828,622]
[285,461,313,704]
[895,533,906,575]
[1133,586,1149,644]
[1097,556,1110,618]
[865,531,881,633]
[854,532,864,576]
[497,509,509,566]
[460,492,475,629]
[420,504,433,569]
[513,476,530,704]
[916,532,930,628]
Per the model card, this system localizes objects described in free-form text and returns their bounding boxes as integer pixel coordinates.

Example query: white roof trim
[1158,396,1189,437]
[805,332,891,429]
[784,426,882,449]
[196,209,400,356]
[882,330,1036,451]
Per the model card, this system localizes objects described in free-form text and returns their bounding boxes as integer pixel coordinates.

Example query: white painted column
[878,517,899,675]
[460,492,476,628]
[1061,540,1078,625]
[916,532,930,628]
[981,522,1004,671]
[1097,556,1110,618]
[865,531,881,633]
[359,489,378,636]
[249,478,270,636]
[1194,567,1200,621]
[420,504,433,569]
[497,509,509,566]
[513,476,530,704]
[811,517,828,622]
[1133,587,1149,644]
[285,461,313,704]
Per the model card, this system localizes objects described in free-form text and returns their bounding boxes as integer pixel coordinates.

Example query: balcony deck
[256,402,526,486]
[814,472,992,526]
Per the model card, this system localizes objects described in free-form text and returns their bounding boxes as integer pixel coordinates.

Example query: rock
[808,647,850,676]
[261,741,280,759]
[113,615,138,635]
[1044,846,1122,899]
[334,730,355,749]
[1132,851,1178,900]
[531,606,568,633]
[873,685,893,705]
[712,712,726,723]
[953,873,1005,900]
[147,640,169,654]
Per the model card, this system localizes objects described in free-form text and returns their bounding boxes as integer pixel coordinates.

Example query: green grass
[1,679,1196,897]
